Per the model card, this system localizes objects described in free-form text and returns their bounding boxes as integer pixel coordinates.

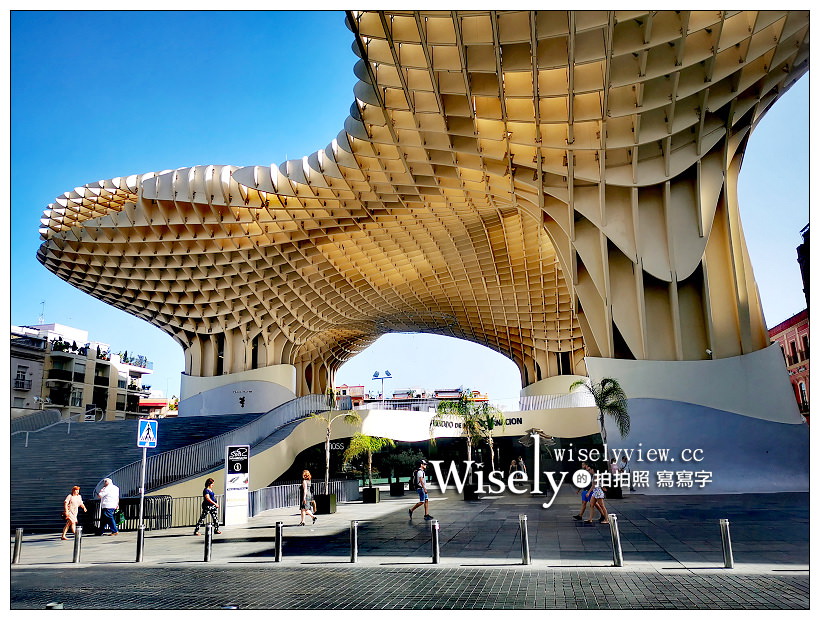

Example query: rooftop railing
[352,391,595,412]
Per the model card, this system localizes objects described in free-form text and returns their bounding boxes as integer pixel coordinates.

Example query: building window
[14,365,31,390]
[13,397,25,407]
[801,335,809,360]
[799,382,808,407]
[73,360,86,382]
[70,387,83,407]
[789,341,798,365]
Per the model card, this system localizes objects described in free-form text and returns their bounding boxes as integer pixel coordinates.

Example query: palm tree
[569,377,630,443]
[309,388,362,493]
[474,403,505,471]
[432,389,501,464]
[343,433,396,487]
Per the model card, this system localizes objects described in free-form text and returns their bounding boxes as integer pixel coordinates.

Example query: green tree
[569,377,630,444]
[432,389,502,464]
[309,388,362,493]
[343,433,396,487]
[381,449,426,484]
[474,405,505,471]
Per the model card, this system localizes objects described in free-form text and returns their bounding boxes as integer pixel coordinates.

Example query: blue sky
[10,11,809,402]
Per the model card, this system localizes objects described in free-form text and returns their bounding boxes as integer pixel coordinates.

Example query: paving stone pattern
[9,565,808,610]
[10,490,809,610]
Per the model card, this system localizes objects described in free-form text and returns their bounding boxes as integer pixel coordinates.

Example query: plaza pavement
[9,488,809,610]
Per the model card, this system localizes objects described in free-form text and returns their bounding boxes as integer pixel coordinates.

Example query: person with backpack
[408,459,433,520]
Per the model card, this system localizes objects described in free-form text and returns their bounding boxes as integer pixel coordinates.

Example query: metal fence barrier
[82,496,172,532]
[97,479,363,531]
[248,479,360,517]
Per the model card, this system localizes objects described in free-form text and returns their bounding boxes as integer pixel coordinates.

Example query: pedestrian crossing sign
[137,419,158,448]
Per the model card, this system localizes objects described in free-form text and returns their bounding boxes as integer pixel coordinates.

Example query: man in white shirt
[97,478,120,536]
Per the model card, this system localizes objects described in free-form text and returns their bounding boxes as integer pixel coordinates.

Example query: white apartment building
[10,323,154,421]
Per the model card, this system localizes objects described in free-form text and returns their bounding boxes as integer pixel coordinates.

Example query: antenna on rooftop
[38,301,45,325]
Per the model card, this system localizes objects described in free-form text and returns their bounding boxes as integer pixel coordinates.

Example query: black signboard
[226,445,249,474]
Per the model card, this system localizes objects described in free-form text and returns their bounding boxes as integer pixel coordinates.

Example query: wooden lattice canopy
[38,11,809,395]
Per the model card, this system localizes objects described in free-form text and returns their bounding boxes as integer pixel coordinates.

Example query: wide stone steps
[10,413,261,532]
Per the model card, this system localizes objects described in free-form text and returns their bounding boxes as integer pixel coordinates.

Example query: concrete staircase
[10,414,260,532]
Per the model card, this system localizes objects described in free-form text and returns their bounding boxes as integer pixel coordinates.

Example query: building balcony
[47,368,73,382]
[93,375,110,387]
[13,378,32,390]
[127,384,151,397]
[797,349,809,362]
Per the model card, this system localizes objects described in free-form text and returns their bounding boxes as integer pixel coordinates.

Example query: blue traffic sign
[137,419,158,448]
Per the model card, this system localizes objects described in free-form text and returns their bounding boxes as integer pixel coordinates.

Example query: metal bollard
[136,524,145,563]
[720,519,734,568]
[12,528,23,564]
[350,520,359,563]
[204,524,213,562]
[72,526,83,563]
[431,519,440,564]
[274,521,283,562]
[608,514,624,567]
[519,514,531,565]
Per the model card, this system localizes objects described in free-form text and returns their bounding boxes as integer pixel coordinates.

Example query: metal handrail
[11,413,85,447]
[10,408,60,433]
[102,394,329,497]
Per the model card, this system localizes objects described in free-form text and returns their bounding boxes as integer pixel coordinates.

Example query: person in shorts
[408,460,433,520]
[572,463,594,521]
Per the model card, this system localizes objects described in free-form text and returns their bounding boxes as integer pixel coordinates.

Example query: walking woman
[193,478,221,535]
[586,468,610,524]
[61,486,87,540]
[299,470,317,525]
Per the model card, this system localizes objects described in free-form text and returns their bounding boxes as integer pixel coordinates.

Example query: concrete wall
[179,365,297,416]
[585,345,809,493]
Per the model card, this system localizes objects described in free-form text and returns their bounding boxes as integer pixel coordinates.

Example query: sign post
[136,419,158,562]
[224,445,250,526]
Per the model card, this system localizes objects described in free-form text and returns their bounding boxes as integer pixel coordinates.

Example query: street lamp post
[372,371,392,409]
